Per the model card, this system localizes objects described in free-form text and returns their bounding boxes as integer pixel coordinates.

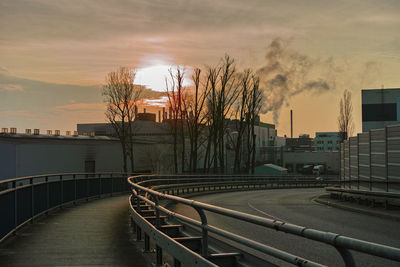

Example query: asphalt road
[172,188,400,266]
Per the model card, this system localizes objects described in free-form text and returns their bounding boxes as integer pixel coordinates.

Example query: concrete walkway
[0,195,148,267]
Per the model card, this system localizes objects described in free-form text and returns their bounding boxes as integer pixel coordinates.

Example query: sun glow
[135,58,193,92]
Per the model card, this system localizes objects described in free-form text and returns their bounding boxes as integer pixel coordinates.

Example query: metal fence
[340,124,400,192]
[128,175,400,267]
[0,172,133,243]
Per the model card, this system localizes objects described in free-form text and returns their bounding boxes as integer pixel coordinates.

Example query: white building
[314,132,341,152]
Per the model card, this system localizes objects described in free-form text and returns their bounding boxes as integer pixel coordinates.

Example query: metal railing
[128,175,400,267]
[0,172,135,243]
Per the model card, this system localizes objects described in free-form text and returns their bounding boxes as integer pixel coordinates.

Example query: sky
[0,0,399,137]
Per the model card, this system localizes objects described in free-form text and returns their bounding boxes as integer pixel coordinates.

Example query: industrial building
[362,88,400,132]
[285,134,314,152]
[314,132,341,151]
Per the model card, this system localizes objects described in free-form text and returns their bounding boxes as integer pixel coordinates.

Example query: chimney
[83,132,87,136]
[66,131,71,136]
[90,131,95,137]
[290,109,293,138]
[34,129,40,135]
[1,128,8,134]
[143,108,146,113]
[10,127,17,134]
[73,131,78,137]
[158,110,161,122]
[55,130,60,136]
[47,130,52,135]
[25,129,32,134]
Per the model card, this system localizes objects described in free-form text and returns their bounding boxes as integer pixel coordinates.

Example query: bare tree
[165,67,185,173]
[183,68,210,173]
[102,67,142,173]
[338,89,354,140]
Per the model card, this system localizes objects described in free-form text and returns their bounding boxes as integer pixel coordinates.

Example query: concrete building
[362,88,400,132]
[314,132,341,152]
[285,134,314,152]
[0,130,176,180]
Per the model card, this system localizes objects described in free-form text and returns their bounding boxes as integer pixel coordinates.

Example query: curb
[313,195,400,222]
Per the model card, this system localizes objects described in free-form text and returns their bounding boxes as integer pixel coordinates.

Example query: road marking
[247,202,286,222]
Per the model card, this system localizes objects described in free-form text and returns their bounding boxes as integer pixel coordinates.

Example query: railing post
[45,176,49,215]
[194,207,209,257]
[174,258,181,267]
[144,233,150,252]
[30,178,34,223]
[73,174,77,205]
[110,173,113,196]
[154,195,160,228]
[136,226,142,241]
[336,247,355,267]
[98,173,102,198]
[86,174,89,201]
[156,245,163,266]
[13,181,17,234]
[60,175,63,208]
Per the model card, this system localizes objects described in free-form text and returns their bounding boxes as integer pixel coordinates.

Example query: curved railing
[128,175,400,267]
[0,172,136,243]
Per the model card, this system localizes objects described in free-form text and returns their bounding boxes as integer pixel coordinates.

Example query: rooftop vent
[10,128,17,134]
[83,132,87,136]
[34,129,40,135]
[1,128,8,134]
[47,130,52,135]
[66,131,71,136]
[55,130,60,136]
[90,131,95,137]
[73,131,78,137]
[26,129,32,134]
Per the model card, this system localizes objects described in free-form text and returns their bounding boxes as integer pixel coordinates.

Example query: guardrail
[0,172,136,243]
[326,186,400,207]
[128,175,400,267]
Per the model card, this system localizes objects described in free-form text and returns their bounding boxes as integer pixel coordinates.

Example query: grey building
[362,88,400,132]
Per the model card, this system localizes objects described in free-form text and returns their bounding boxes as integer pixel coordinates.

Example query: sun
[134,58,193,92]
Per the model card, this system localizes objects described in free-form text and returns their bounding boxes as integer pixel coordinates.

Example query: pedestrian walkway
[0,195,149,267]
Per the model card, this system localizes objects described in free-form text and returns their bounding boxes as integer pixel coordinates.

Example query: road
[172,188,400,266]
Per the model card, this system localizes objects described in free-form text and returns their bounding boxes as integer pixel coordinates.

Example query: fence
[0,172,133,243]
[340,124,400,192]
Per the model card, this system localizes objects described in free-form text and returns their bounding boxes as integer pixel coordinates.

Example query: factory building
[362,88,400,132]
[314,132,341,152]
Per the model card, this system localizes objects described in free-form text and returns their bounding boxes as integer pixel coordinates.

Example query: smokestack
[290,109,293,138]
[158,110,161,122]
[143,108,146,113]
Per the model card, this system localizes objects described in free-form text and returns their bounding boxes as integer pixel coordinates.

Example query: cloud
[0,67,9,74]
[55,103,105,111]
[0,83,24,92]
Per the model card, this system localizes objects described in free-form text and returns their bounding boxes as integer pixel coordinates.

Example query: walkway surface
[0,195,148,267]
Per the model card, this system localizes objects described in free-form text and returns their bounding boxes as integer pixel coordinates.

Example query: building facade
[314,132,341,151]
[362,88,400,132]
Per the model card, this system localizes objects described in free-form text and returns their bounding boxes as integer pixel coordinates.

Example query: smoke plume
[257,38,339,125]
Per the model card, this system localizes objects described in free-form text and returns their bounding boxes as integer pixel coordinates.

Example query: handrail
[0,172,136,244]
[128,175,400,266]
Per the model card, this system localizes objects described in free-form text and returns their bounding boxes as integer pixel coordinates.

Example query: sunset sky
[1,0,399,137]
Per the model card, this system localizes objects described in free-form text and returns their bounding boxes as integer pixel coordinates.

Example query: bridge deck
[0,195,148,267]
